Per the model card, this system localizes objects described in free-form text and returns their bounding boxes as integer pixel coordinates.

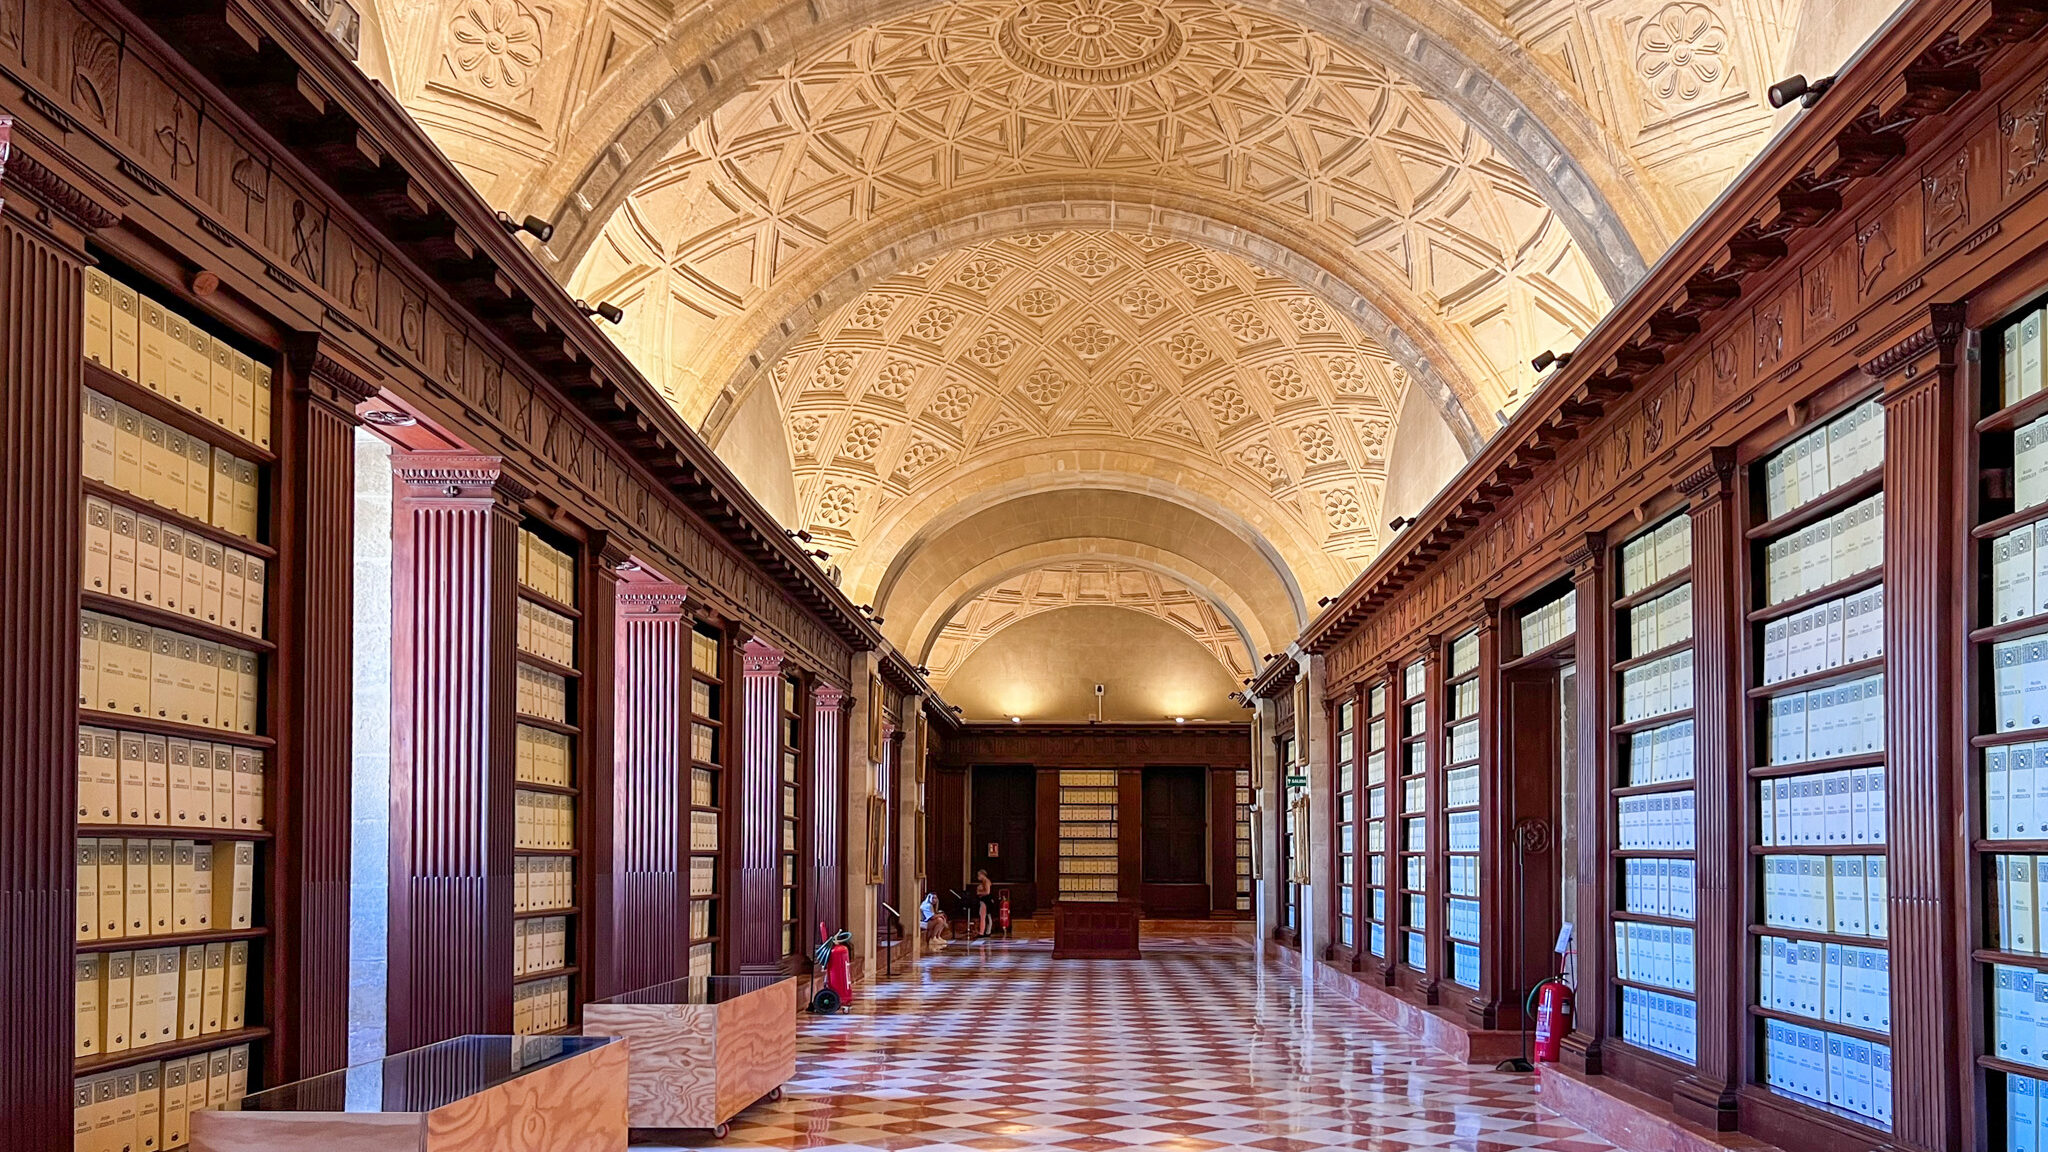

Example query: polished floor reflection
[639,922,1618,1150]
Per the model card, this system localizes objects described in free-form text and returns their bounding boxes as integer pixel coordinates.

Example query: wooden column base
[1559,1030,1602,1076]
[1670,1076,1739,1132]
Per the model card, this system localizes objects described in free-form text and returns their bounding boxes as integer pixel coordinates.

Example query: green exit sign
[1285,774,1308,789]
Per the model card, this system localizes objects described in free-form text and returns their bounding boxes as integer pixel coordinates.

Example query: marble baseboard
[1294,949,1523,1064]
[1536,1064,1783,1152]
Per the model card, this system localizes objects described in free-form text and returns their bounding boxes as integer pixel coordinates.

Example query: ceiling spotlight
[1010,715,1022,723]
[1531,349,1572,373]
[1389,515,1415,531]
[808,548,831,561]
[1174,716,1186,724]
[1317,596,1333,607]
[361,409,416,427]
[497,211,554,242]
[577,299,625,324]
[787,529,813,542]
[1767,73,1834,110]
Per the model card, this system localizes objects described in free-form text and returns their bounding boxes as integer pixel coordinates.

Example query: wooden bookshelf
[1362,683,1388,960]
[1396,657,1428,974]
[1741,395,1891,1137]
[1441,627,1481,990]
[780,672,805,958]
[1058,770,1119,903]
[689,623,727,980]
[1606,510,1700,1076]
[72,260,279,1135]
[1333,695,1357,953]
[512,524,583,1035]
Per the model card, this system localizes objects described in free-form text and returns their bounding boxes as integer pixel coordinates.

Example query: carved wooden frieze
[0,0,854,679]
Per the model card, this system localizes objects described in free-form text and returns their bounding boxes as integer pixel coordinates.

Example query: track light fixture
[576,299,625,324]
[497,211,554,242]
[1767,73,1834,109]
[1531,349,1572,373]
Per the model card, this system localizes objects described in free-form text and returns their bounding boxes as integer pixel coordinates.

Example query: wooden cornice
[111,0,886,655]
[1302,0,2048,657]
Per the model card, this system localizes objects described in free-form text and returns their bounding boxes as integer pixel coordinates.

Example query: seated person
[919,892,950,945]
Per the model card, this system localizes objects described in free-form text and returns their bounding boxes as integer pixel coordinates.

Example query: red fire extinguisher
[996,891,1012,936]
[1529,977,1573,1062]
[810,923,853,1013]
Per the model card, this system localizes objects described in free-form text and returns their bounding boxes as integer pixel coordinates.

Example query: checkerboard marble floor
[635,921,1619,1151]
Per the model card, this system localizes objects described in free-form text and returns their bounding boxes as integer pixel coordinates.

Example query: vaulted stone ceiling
[357,0,1903,719]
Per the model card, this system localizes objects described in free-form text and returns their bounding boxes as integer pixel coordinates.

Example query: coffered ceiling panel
[564,0,1612,430]
[767,229,1422,591]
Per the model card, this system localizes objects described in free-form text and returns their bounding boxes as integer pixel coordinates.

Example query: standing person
[973,869,995,936]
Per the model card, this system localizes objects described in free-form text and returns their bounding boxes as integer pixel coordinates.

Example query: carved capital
[813,683,849,711]
[1675,446,1738,499]
[742,637,788,676]
[616,581,688,618]
[392,452,533,508]
[1563,531,1606,576]
[1862,301,1968,382]
[0,129,120,234]
[288,334,386,411]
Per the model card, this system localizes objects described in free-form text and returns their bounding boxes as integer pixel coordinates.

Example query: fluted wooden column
[275,348,377,1079]
[1374,659,1403,986]
[1872,306,1967,1152]
[609,581,688,995]
[810,685,848,944]
[735,639,788,974]
[1674,449,1740,1130]
[1469,604,1504,1029]
[0,141,114,1150]
[386,454,526,1048]
[1562,534,1610,1075]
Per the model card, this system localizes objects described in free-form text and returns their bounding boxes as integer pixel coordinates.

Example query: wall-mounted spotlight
[787,528,813,542]
[497,211,554,242]
[1173,716,1186,725]
[576,299,625,324]
[1317,596,1333,607]
[1389,515,1415,532]
[807,548,831,562]
[362,409,417,427]
[914,665,930,676]
[611,558,641,573]
[1767,73,1834,109]
[1530,349,1573,373]
[1009,715,1022,723]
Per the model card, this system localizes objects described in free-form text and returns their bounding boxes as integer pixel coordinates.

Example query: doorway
[1496,666,1565,1030]
[1141,766,1209,916]
[971,765,1037,915]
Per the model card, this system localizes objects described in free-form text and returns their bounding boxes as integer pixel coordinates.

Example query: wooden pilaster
[735,638,788,974]
[810,684,848,942]
[609,580,688,995]
[1562,534,1610,1075]
[386,453,526,1048]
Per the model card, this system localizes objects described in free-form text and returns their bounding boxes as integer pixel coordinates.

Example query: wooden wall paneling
[610,582,687,996]
[578,540,622,999]
[736,639,787,974]
[386,454,525,1048]
[0,143,110,1149]
[1211,765,1237,917]
[1035,768,1060,912]
[1563,536,1610,1074]
[932,765,967,908]
[275,348,378,1080]
[810,684,847,942]
[1873,306,1969,1152]
[1117,768,1143,910]
[1673,451,1740,1130]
